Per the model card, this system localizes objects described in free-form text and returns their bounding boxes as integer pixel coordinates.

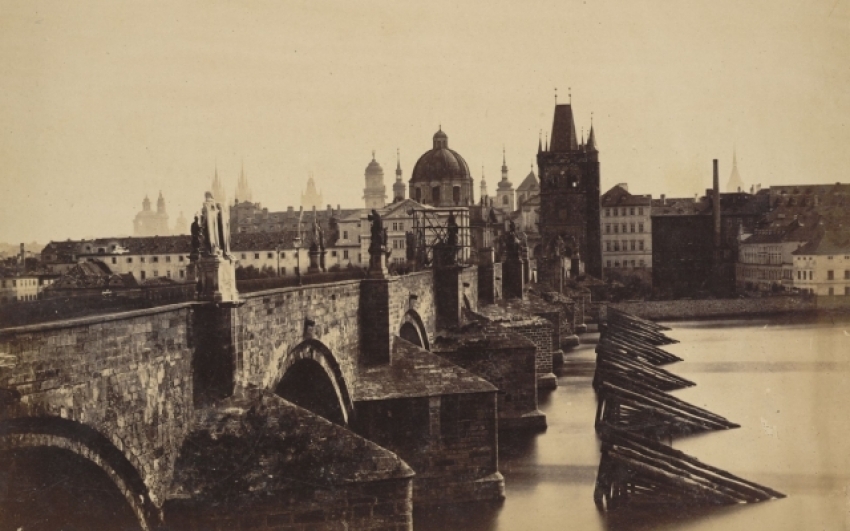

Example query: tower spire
[538,130,543,154]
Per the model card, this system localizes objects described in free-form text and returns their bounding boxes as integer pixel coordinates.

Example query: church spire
[538,130,543,154]
[392,148,405,203]
[726,146,745,193]
[480,165,488,200]
[234,160,253,203]
[587,121,598,153]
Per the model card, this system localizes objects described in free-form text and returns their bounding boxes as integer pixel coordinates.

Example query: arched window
[502,195,508,205]
[432,186,441,204]
[453,186,461,204]
[415,187,421,202]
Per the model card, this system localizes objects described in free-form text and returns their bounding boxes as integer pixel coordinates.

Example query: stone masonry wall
[236,281,362,393]
[433,328,540,428]
[509,321,555,376]
[165,475,414,531]
[354,392,502,505]
[460,266,478,313]
[609,296,817,321]
[0,304,196,511]
[393,271,436,343]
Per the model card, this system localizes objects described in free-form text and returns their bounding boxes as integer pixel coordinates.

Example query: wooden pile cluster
[593,308,785,511]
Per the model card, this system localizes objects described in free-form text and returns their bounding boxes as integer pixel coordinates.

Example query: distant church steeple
[392,149,406,203]
[301,172,324,210]
[211,165,227,205]
[496,147,515,211]
[726,148,745,193]
[480,166,488,202]
[234,161,253,204]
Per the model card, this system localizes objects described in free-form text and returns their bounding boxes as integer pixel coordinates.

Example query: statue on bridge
[367,209,389,277]
[191,191,239,303]
[504,220,523,262]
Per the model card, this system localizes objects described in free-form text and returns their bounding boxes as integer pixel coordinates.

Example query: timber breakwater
[592,307,785,511]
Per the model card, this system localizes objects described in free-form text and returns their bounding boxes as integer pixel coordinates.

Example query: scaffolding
[409,207,471,267]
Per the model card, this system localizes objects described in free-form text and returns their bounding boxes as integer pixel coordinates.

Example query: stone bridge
[0,259,580,530]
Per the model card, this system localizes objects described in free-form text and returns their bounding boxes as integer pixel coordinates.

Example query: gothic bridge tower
[536,103,602,281]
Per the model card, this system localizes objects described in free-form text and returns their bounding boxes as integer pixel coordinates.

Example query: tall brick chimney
[713,159,721,249]
[19,243,25,274]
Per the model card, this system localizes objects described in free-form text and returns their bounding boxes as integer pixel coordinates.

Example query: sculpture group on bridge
[191,192,232,259]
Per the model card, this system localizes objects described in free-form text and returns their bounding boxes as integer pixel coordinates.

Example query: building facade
[792,231,850,297]
[601,184,652,272]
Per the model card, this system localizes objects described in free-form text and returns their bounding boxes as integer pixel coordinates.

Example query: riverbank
[606,296,850,321]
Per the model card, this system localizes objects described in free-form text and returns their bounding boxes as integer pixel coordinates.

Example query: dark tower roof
[587,124,598,152]
[549,104,578,152]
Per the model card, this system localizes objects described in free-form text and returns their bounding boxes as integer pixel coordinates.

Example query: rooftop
[353,337,496,401]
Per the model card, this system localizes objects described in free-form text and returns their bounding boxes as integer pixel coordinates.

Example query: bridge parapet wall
[0,304,196,513]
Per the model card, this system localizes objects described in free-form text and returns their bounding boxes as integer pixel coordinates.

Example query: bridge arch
[272,339,353,425]
[398,309,429,350]
[0,417,159,530]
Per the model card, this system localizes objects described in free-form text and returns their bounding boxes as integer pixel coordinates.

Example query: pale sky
[1,0,848,243]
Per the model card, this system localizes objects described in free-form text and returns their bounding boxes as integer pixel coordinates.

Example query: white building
[792,230,850,297]
[601,184,653,271]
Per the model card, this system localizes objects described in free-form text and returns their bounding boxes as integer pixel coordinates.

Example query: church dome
[365,152,384,176]
[410,129,471,184]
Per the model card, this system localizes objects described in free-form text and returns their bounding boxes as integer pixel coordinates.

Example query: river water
[416,315,850,530]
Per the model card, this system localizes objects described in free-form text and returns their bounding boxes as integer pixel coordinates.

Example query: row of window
[413,186,463,204]
[138,270,186,280]
[113,255,187,265]
[0,294,38,302]
[237,249,352,260]
[604,207,645,217]
[605,223,645,234]
[742,268,790,280]
[605,240,646,252]
[606,259,646,268]
[796,255,850,261]
[795,270,850,281]
[0,278,38,288]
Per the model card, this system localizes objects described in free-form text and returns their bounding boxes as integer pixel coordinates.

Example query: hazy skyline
[2,0,848,243]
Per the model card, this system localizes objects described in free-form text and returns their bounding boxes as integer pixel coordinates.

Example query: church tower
[392,149,406,203]
[479,167,488,203]
[537,103,602,280]
[234,162,253,204]
[155,191,170,235]
[363,151,387,210]
[495,148,515,211]
[301,173,324,210]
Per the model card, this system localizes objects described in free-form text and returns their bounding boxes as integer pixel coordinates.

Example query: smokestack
[713,159,721,249]
[19,243,25,274]
[660,194,666,205]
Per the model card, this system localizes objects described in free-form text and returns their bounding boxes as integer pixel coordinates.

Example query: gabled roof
[601,185,651,207]
[516,170,539,192]
[792,230,850,256]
